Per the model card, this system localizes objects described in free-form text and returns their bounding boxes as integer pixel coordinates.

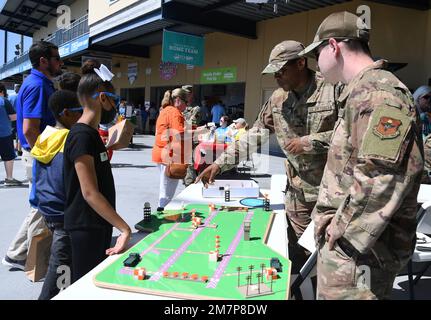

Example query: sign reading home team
[162,30,204,66]
[201,67,237,84]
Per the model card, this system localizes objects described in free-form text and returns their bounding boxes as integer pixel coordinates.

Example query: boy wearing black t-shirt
[31,90,82,299]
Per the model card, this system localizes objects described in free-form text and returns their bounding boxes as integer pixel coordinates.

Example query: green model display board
[94,204,291,300]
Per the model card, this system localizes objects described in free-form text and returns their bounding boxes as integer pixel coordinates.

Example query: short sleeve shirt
[16,69,56,150]
[0,97,15,137]
[63,123,115,231]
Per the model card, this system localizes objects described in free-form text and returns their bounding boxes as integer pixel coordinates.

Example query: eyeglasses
[92,92,121,106]
[59,107,83,116]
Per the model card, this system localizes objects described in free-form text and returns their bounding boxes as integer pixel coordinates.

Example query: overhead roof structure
[0,0,75,37]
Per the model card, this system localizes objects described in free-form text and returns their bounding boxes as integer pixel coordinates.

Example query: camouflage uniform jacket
[313,60,424,269]
[183,104,201,127]
[214,70,341,202]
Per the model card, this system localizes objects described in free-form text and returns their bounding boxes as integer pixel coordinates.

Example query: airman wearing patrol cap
[196,40,343,273]
[299,11,369,58]
[305,11,424,300]
[181,85,202,186]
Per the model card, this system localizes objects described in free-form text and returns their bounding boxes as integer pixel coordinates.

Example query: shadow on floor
[111,164,156,169]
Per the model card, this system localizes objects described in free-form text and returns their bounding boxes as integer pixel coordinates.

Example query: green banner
[162,30,204,66]
[200,67,237,84]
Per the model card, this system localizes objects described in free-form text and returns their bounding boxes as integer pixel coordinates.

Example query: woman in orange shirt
[152,88,188,210]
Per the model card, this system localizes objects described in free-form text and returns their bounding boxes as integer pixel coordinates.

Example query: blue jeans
[38,220,71,300]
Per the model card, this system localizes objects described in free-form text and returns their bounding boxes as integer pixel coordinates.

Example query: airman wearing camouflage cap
[196,40,343,273]
[262,41,305,74]
[305,11,424,300]
[181,84,202,186]
[300,11,369,58]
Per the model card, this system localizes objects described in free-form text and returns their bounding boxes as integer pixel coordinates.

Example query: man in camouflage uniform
[196,41,342,272]
[182,85,202,128]
[182,85,202,186]
[300,11,424,299]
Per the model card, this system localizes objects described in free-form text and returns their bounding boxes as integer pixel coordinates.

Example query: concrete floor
[0,135,429,300]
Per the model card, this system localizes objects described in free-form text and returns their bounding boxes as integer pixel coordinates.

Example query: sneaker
[2,256,26,270]
[4,178,23,186]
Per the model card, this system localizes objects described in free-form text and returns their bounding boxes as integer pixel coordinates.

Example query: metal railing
[0,15,89,79]
[45,14,89,47]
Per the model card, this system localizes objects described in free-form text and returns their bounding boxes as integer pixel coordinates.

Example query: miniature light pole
[248,265,254,285]
[244,221,251,241]
[208,203,215,213]
[246,275,251,296]
[143,202,151,222]
[224,184,230,202]
[270,273,274,292]
[257,273,262,294]
[236,266,242,287]
[264,193,270,211]
[260,263,265,277]
[215,235,221,259]
[209,235,221,262]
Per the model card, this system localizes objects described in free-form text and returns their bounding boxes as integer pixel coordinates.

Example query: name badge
[100,152,108,162]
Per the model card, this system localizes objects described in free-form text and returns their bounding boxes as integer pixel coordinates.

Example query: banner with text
[162,30,204,67]
[200,67,237,84]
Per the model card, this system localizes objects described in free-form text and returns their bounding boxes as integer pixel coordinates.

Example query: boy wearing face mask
[31,90,82,299]
[63,60,131,283]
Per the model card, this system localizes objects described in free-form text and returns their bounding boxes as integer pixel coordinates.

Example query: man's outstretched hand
[195,164,221,187]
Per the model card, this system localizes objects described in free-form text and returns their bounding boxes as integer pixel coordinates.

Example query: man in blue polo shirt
[2,41,63,270]
[0,83,21,185]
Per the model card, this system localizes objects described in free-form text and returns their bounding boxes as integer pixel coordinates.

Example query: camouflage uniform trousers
[284,189,314,274]
[183,141,199,187]
[184,164,197,187]
[317,240,399,300]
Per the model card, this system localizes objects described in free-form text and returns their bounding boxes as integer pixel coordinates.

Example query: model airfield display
[94,203,291,300]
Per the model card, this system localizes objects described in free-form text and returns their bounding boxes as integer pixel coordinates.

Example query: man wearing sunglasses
[300,11,424,299]
[196,40,343,274]
[3,41,64,271]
